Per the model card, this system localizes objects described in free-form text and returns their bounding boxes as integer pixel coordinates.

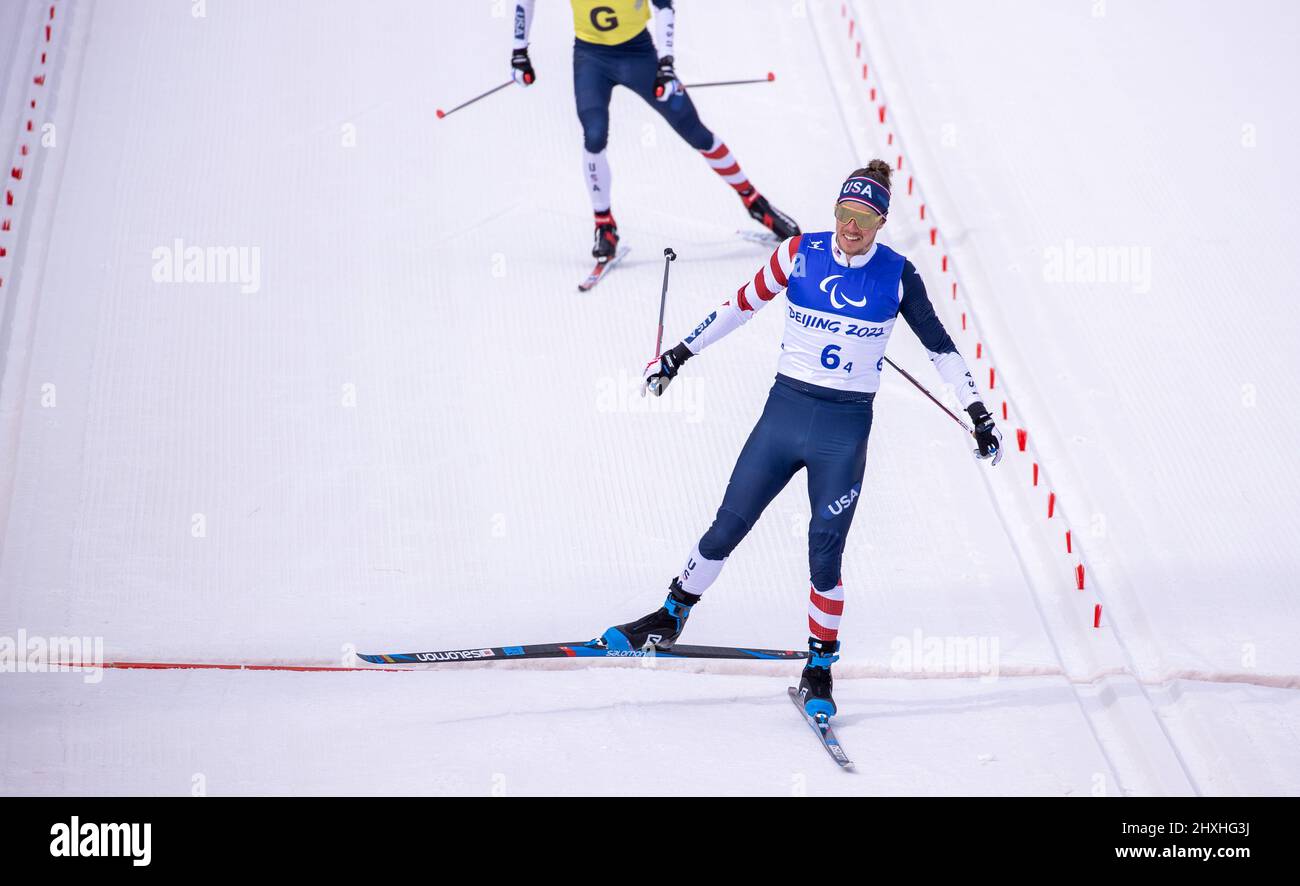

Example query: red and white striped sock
[808,581,844,642]
[699,136,752,195]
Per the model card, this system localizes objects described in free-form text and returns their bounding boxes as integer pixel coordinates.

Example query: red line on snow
[56,661,409,673]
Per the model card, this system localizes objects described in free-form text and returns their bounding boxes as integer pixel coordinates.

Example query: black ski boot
[592,211,619,261]
[741,189,801,239]
[601,578,700,652]
[796,637,840,718]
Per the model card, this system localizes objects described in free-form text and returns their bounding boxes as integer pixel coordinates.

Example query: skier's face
[834,202,884,255]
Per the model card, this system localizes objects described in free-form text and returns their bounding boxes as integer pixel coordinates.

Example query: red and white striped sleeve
[681,235,801,356]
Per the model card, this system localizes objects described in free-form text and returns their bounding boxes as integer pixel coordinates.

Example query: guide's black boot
[741,189,801,239]
[592,211,619,261]
[796,637,840,718]
[601,578,700,652]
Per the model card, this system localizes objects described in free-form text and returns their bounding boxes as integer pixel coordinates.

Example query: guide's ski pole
[436,79,515,119]
[882,355,973,435]
[684,72,776,89]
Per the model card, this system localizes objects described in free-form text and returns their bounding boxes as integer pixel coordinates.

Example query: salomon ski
[789,686,854,770]
[358,638,807,665]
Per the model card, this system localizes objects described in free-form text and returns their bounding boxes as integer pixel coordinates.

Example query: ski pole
[654,247,677,358]
[882,355,974,435]
[683,72,775,89]
[436,79,515,119]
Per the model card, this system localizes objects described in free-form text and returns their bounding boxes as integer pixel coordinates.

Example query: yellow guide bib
[571,0,652,46]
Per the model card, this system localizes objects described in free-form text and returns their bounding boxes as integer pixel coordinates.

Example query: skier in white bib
[604,159,1004,717]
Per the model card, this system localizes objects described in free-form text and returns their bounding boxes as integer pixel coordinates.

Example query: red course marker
[1076,564,1086,590]
[1047,492,1056,519]
[1016,428,1027,451]
[1093,604,1102,628]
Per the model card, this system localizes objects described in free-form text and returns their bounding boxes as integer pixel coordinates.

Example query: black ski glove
[966,402,1003,466]
[511,48,535,86]
[642,342,693,397]
[654,56,681,101]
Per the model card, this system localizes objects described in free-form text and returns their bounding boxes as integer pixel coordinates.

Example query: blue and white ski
[789,686,854,770]
[358,639,808,665]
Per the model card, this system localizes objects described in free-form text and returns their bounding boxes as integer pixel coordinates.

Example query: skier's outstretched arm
[897,260,1003,463]
[510,0,537,86]
[643,235,802,396]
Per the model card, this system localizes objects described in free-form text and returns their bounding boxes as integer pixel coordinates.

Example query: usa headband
[838,176,890,217]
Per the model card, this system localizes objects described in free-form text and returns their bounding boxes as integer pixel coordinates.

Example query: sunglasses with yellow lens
[834,203,885,229]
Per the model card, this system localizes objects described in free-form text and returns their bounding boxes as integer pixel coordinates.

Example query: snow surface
[1,0,1297,795]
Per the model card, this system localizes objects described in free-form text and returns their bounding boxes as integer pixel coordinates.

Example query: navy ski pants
[698,376,874,593]
[572,32,714,154]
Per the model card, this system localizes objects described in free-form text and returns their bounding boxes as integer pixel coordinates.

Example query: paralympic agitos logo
[819,274,867,310]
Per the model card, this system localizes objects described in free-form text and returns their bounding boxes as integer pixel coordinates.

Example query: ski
[577,246,630,292]
[788,686,854,770]
[735,229,781,246]
[358,639,808,665]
